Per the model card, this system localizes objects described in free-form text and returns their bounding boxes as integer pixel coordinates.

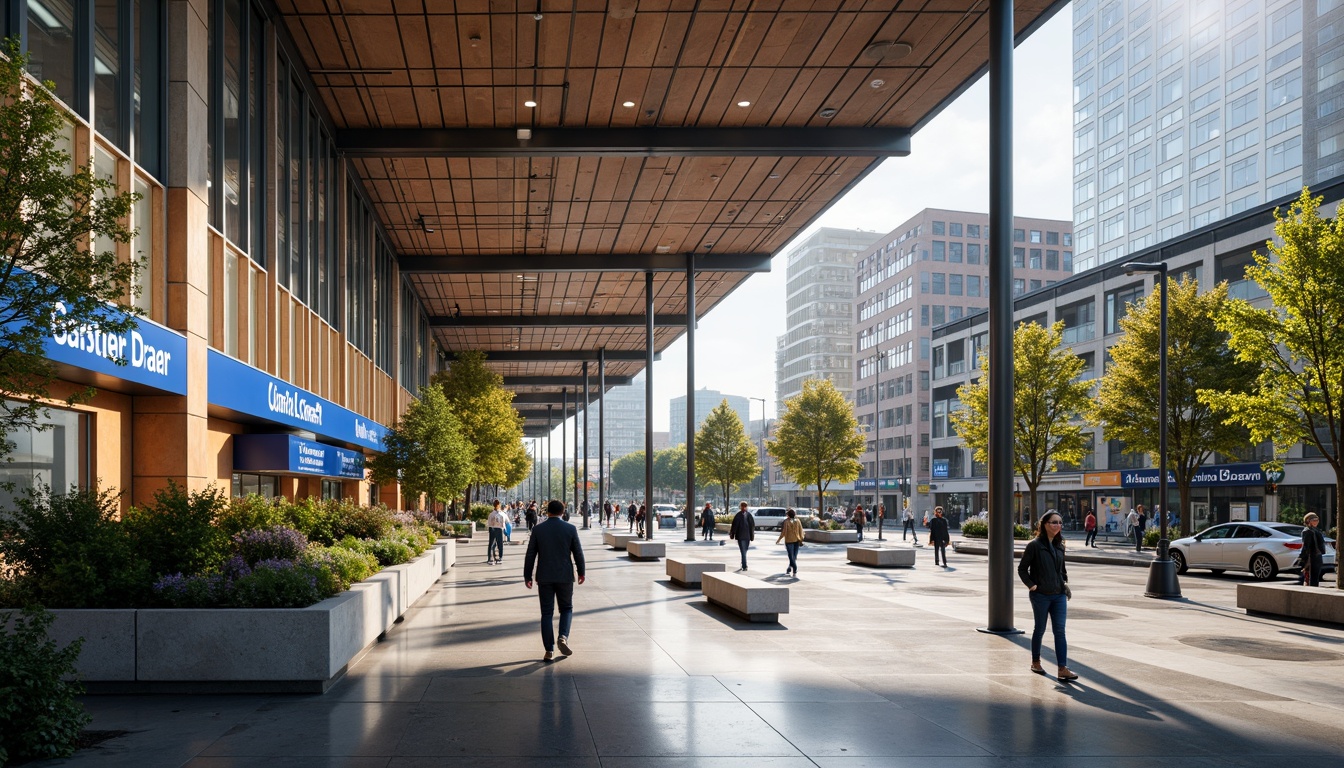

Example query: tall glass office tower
[1071,0,1344,272]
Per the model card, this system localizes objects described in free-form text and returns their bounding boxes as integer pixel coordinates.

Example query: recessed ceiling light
[870,79,885,89]
[768,173,780,179]
[524,100,538,108]
[737,101,751,107]
[819,107,838,119]
[622,101,636,108]
[863,41,913,61]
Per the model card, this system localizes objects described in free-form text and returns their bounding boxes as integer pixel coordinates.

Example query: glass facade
[0,405,90,512]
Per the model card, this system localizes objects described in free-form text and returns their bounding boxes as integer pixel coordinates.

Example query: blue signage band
[233,434,366,480]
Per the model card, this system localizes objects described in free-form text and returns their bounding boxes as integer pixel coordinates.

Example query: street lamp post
[1126,260,1182,600]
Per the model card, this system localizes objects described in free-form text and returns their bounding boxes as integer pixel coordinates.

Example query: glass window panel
[133,176,152,313]
[134,0,162,175]
[94,0,123,146]
[0,405,88,511]
[27,0,78,108]
[223,0,243,246]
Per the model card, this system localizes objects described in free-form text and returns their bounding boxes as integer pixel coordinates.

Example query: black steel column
[983,0,1020,635]
[547,405,553,500]
[645,271,655,540]
[562,388,569,513]
[599,349,606,526]
[686,253,698,542]
[582,361,590,528]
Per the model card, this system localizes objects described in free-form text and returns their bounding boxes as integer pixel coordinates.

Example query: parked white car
[1169,522,1337,580]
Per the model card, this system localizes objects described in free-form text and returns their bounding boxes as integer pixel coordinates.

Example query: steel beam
[400,253,772,274]
[503,376,632,387]
[513,392,603,406]
[431,314,688,328]
[337,126,912,159]
[445,350,654,363]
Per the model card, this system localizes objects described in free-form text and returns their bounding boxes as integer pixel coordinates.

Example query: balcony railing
[1061,322,1095,344]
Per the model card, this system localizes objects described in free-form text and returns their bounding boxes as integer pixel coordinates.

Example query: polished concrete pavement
[42,524,1344,767]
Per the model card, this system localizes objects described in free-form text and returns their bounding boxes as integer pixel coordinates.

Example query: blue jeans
[488,528,504,561]
[1029,591,1068,666]
[785,542,800,573]
[537,582,574,651]
[855,524,864,542]
[737,538,750,569]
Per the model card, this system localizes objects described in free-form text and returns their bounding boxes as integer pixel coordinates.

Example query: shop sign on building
[234,434,366,479]
[207,351,386,451]
[42,305,188,395]
[1120,463,1265,488]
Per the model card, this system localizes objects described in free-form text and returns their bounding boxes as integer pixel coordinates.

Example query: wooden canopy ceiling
[274,0,1063,431]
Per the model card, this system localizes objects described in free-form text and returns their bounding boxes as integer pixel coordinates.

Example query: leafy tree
[367,385,473,515]
[610,450,646,493]
[695,399,760,512]
[952,321,1093,521]
[502,442,532,491]
[1202,189,1344,557]
[0,42,140,461]
[431,352,524,496]
[1096,277,1259,533]
[767,379,864,511]
[654,444,687,497]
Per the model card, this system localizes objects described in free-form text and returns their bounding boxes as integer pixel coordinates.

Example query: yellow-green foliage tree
[367,385,473,515]
[503,442,532,493]
[431,352,524,498]
[767,379,864,511]
[610,451,645,494]
[695,399,761,513]
[951,321,1092,521]
[1202,190,1344,568]
[0,42,140,461]
[1096,278,1259,533]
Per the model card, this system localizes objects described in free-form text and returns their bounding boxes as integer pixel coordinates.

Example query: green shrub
[0,607,90,764]
[223,560,326,608]
[303,545,379,593]
[1144,527,1181,547]
[232,526,309,565]
[468,503,494,524]
[123,483,230,578]
[1278,503,1306,526]
[960,518,988,538]
[0,485,149,608]
[370,538,415,567]
[1013,524,1031,540]
[330,502,394,541]
[218,494,288,538]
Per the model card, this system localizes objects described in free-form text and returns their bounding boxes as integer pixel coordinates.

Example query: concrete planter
[48,539,455,693]
[1237,582,1344,625]
[803,529,859,544]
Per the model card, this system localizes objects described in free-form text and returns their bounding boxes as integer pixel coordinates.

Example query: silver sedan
[1169,521,1337,580]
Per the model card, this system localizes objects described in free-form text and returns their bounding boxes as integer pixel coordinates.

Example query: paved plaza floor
[41,524,1344,767]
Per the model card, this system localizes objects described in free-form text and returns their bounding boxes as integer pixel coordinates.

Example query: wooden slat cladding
[269,0,1061,387]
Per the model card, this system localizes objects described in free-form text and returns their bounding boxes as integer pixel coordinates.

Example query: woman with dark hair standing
[1018,510,1078,681]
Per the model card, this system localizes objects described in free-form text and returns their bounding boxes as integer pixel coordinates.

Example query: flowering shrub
[960,519,988,538]
[302,545,378,593]
[153,557,327,609]
[232,526,309,565]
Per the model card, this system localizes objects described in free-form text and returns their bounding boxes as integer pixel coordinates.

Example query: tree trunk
[1336,469,1343,591]
[1027,478,1039,528]
[1176,476,1193,539]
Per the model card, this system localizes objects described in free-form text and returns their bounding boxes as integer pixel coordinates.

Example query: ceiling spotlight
[622,101,636,108]
[870,79,886,89]
[534,12,543,21]
[863,41,913,61]
[819,107,838,119]
[524,100,537,108]
[737,100,751,107]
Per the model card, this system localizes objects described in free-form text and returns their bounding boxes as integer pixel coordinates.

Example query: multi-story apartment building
[775,228,884,409]
[928,182,1344,534]
[669,388,751,445]
[852,210,1073,518]
[1071,0,1344,272]
[578,373,646,463]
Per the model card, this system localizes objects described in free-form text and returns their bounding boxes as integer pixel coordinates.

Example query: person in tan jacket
[776,508,805,577]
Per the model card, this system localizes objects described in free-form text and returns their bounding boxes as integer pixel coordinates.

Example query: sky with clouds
[554,6,1076,438]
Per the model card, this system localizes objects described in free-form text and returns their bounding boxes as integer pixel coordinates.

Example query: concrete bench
[603,532,639,550]
[803,529,859,544]
[702,572,789,623]
[1238,582,1344,625]
[847,546,916,568]
[627,541,665,561]
[666,557,725,587]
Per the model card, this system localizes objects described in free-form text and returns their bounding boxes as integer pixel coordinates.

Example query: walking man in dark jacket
[729,502,755,572]
[928,506,951,567]
[524,500,586,662]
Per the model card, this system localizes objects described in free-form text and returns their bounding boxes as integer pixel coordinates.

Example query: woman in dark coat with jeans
[1018,510,1078,681]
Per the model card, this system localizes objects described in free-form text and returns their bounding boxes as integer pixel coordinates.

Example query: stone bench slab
[847,546,916,568]
[627,541,665,560]
[602,532,640,550]
[804,529,859,544]
[702,571,789,623]
[666,558,725,586]
[1238,582,1344,625]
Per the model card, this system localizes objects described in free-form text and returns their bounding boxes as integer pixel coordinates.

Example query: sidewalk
[41,524,1344,767]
